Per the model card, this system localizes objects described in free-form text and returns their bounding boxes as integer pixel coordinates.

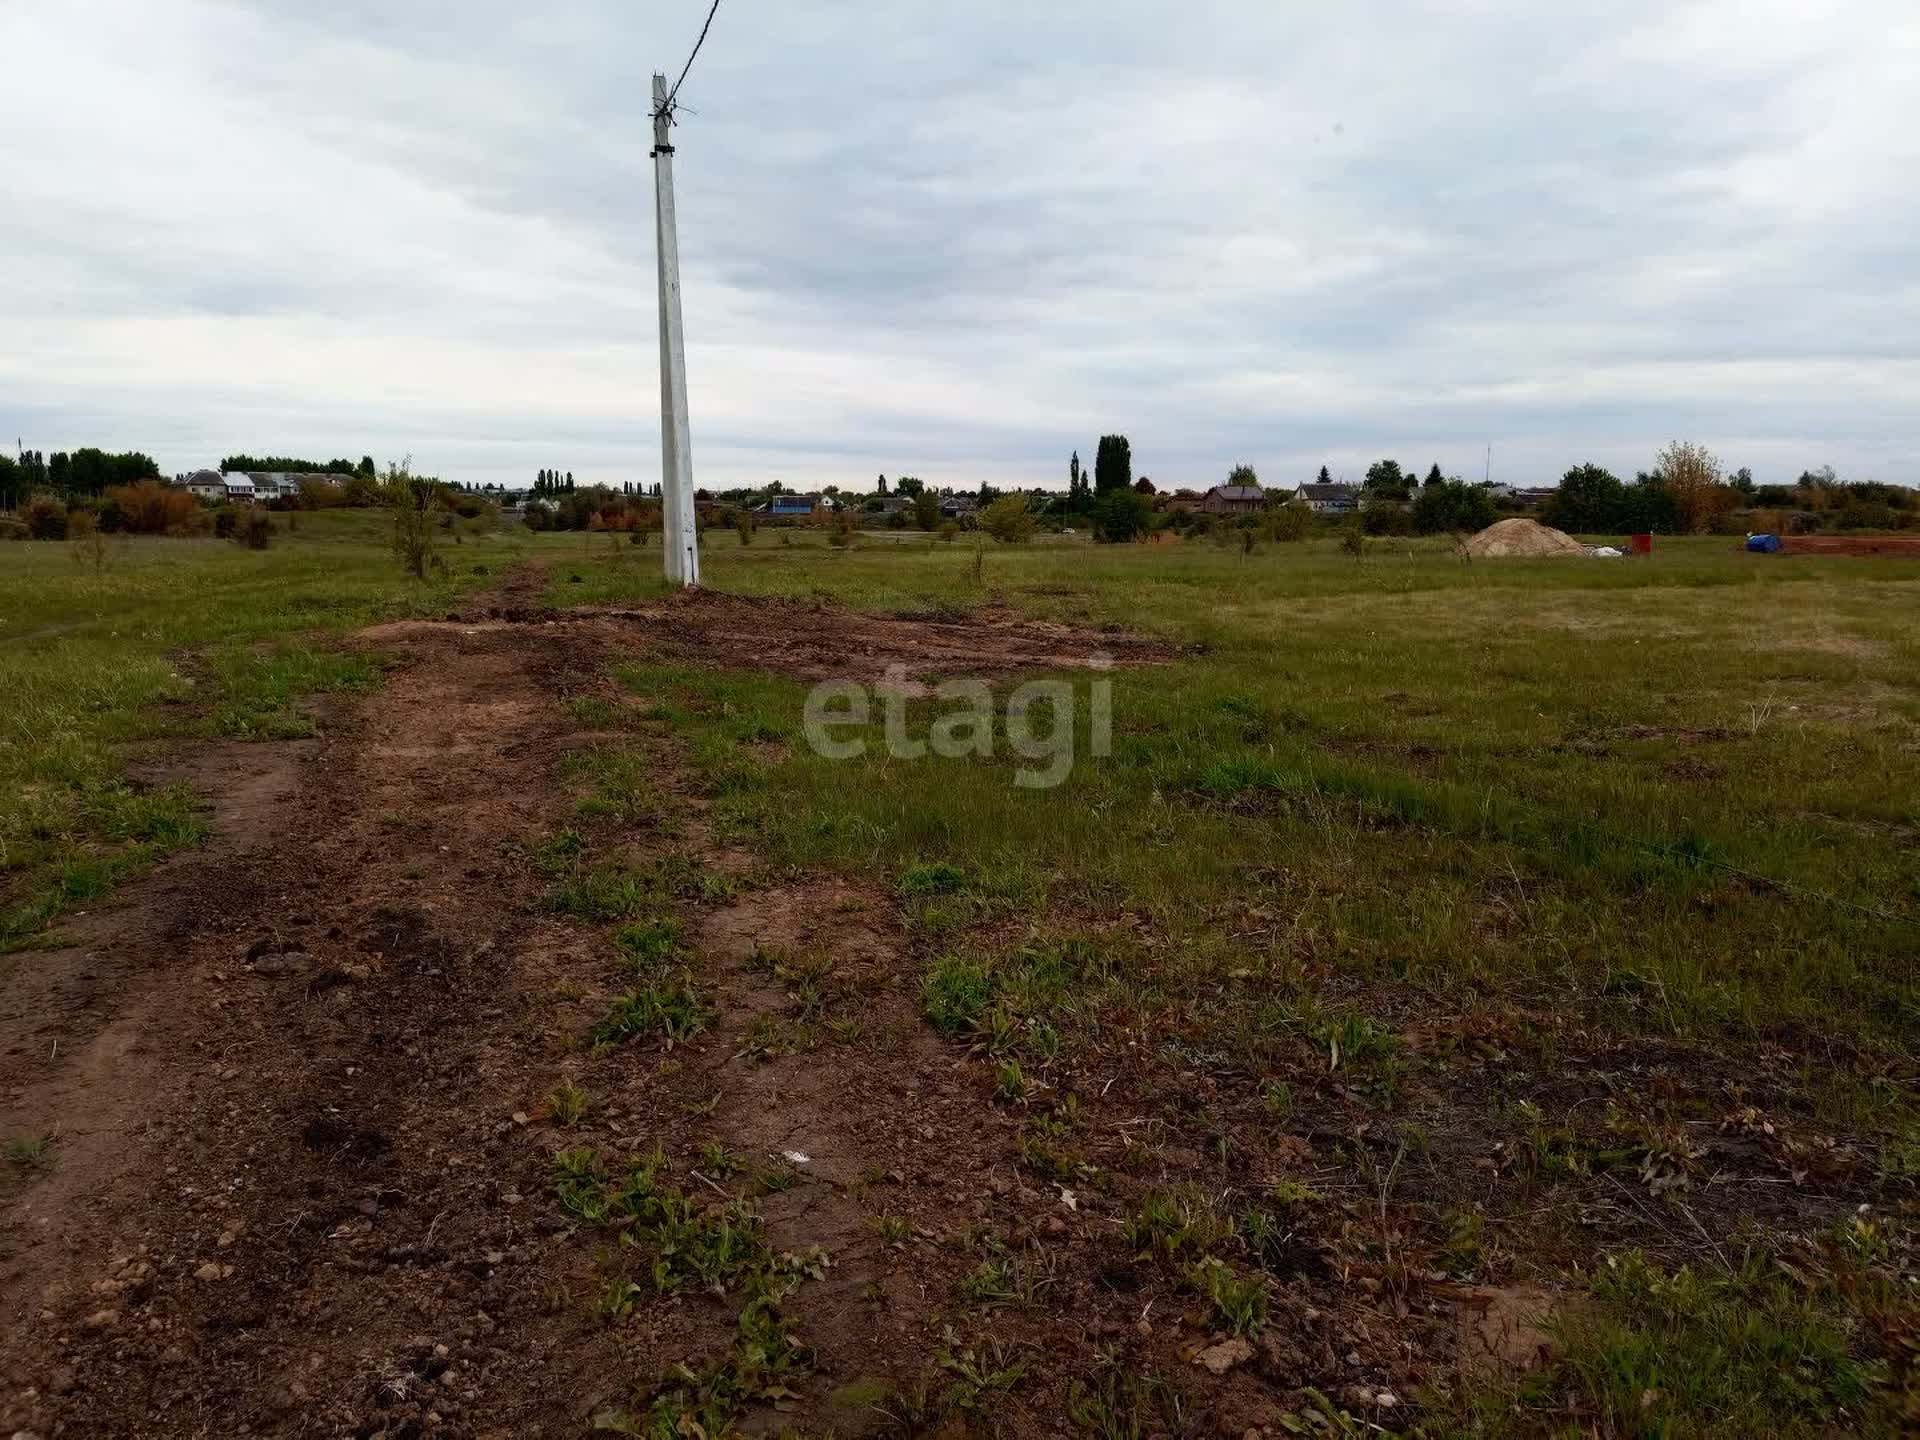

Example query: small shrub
[24,497,67,540]
[237,509,273,549]
[981,495,1036,544]
[109,479,198,535]
[1262,502,1312,542]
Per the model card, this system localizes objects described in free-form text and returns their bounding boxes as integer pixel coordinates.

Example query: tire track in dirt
[2,569,1172,1436]
[0,563,638,1436]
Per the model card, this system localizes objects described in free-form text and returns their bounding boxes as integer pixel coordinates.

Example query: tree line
[221,455,376,478]
[1,448,161,507]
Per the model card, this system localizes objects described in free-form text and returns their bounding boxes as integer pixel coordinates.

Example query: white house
[222,473,257,503]
[183,469,227,503]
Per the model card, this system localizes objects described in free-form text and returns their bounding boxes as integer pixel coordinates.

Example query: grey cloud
[1,0,1914,491]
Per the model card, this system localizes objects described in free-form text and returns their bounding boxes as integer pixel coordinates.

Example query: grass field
[0,510,527,948]
[5,514,1918,1432]
[538,526,1920,1432]
[547,529,1920,1053]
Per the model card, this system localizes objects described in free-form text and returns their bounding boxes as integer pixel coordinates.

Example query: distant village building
[183,469,227,503]
[938,495,979,519]
[1292,482,1360,514]
[220,473,257,503]
[1199,484,1266,516]
[761,494,825,521]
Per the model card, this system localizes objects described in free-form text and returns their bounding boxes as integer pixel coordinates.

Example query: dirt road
[2,568,1236,1437]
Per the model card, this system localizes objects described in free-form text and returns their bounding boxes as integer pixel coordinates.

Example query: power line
[659,0,722,115]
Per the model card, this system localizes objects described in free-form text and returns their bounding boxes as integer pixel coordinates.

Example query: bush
[24,497,68,540]
[1092,489,1153,544]
[1359,498,1413,535]
[213,506,237,540]
[1261,503,1313,543]
[385,461,441,578]
[237,509,273,549]
[108,480,199,535]
[981,494,1036,544]
[297,477,348,508]
[1411,479,1498,535]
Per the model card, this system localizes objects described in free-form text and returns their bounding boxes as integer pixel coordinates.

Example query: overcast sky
[3,0,1915,493]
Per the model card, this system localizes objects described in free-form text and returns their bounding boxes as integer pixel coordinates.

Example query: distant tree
[1134,476,1158,495]
[1094,435,1132,495]
[1621,473,1681,534]
[1092,488,1153,543]
[1316,465,1332,485]
[1068,451,1091,509]
[14,450,47,492]
[1363,459,1409,500]
[981,494,1036,544]
[384,457,442,578]
[1226,464,1259,489]
[359,456,377,478]
[1425,463,1444,488]
[1728,466,1755,496]
[1544,464,1627,533]
[877,473,889,496]
[912,490,940,530]
[0,453,20,509]
[1411,479,1498,535]
[566,470,575,489]
[221,455,356,477]
[895,476,925,497]
[48,452,71,491]
[1656,440,1723,534]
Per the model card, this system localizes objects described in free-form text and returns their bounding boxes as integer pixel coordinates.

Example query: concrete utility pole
[651,72,700,586]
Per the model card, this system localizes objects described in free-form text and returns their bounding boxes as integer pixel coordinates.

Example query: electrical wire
[658,0,722,116]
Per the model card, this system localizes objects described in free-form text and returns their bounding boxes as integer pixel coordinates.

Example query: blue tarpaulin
[1745,534,1782,553]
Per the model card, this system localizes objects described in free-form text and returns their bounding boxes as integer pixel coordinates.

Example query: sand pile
[1463,518,1587,558]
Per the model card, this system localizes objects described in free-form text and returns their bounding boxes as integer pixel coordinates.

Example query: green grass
[545,530,1920,1434]
[0,511,528,949]
[552,1144,827,1434]
[4,1134,56,1171]
[581,535,1920,1059]
[1453,1242,1897,1438]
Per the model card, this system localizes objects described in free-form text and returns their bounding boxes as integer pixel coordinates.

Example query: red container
[1628,533,1653,555]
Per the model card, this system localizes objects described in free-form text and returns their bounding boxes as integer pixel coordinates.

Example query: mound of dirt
[1462,518,1587,558]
